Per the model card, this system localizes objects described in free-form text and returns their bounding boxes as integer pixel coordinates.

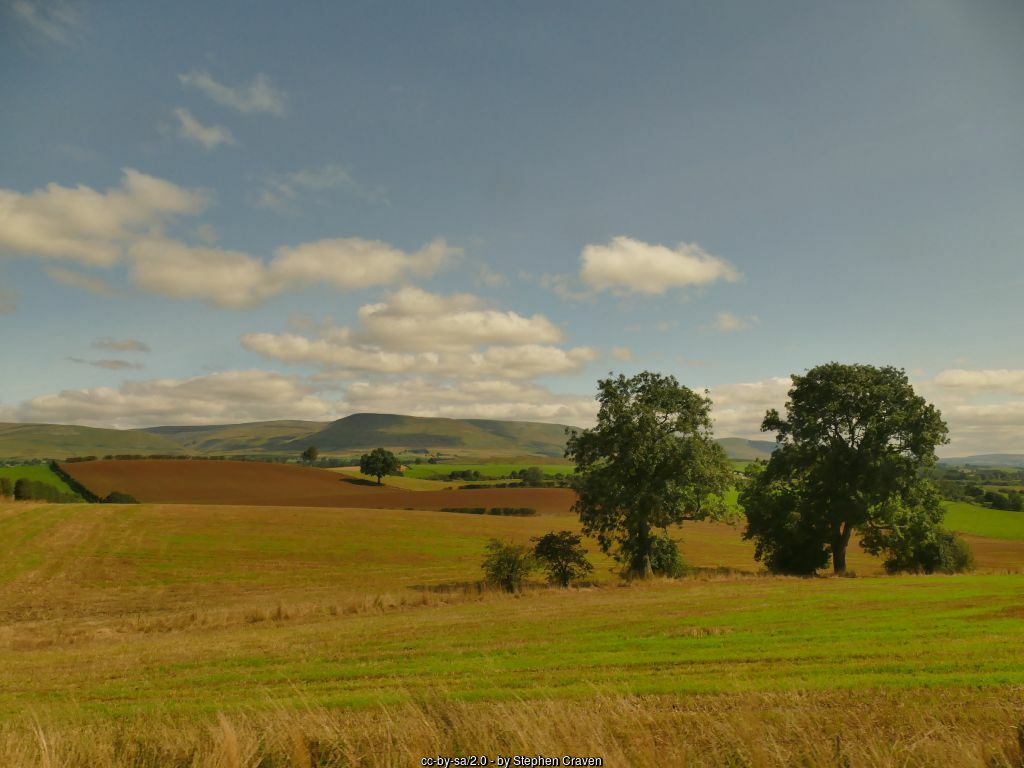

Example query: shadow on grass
[338,477,380,487]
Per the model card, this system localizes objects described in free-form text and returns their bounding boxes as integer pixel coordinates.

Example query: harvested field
[61,459,577,512]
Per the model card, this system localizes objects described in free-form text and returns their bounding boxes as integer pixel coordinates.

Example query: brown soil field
[61,459,577,512]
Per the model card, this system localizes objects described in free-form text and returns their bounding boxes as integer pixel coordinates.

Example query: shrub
[481,539,537,593]
[618,533,688,578]
[103,491,139,504]
[0,477,12,498]
[532,531,593,587]
[881,528,974,574]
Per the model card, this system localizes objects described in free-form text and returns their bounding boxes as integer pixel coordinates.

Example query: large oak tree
[741,363,949,574]
[566,372,733,578]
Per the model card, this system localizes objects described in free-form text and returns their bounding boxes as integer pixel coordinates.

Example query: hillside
[138,420,325,454]
[940,454,1024,469]
[6,412,782,461]
[716,437,776,461]
[291,413,573,457]
[0,423,183,460]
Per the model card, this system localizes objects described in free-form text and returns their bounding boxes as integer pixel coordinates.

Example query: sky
[1,0,1022,456]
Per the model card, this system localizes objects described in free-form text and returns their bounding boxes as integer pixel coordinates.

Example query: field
[1,493,1024,765]
[0,463,80,497]
[402,463,573,480]
[943,500,1024,540]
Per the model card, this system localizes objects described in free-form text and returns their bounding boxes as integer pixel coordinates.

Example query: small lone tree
[482,539,537,592]
[566,372,733,579]
[741,363,950,575]
[301,445,319,465]
[359,447,400,485]
[532,530,593,587]
[521,466,545,487]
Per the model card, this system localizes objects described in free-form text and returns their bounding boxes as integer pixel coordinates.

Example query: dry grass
[4,689,1024,767]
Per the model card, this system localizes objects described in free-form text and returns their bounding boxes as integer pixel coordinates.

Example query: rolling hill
[939,454,1024,469]
[4,412,779,461]
[0,423,184,460]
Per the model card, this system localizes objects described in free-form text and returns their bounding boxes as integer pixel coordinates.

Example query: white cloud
[711,312,758,332]
[0,169,207,266]
[174,108,236,150]
[271,238,459,292]
[126,237,460,308]
[935,369,1024,396]
[357,287,562,350]
[242,332,596,379]
[706,377,792,438]
[340,378,598,425]
[580,236,740,295]
[179,70,286,115]
[93,337,149,353]
[13,370,336,428]
[46,266,117,296]
[11,0,83,44]
[610,346,634,362]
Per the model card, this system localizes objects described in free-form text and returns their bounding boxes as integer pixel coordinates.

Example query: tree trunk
[376,475,382,485]
[632,526,653,579]
[831,523,854,574]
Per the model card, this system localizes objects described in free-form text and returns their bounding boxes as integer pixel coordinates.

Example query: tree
[565,372,733,579]
[0,478,12,498]
[482,539,537,592]
[521,466,545,487]
[532,531,593,587]
[301,445,319,465]
[359,447,400,485]
[741,363,949,575]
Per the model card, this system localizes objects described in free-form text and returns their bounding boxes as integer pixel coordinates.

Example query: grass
[329,467,465,491]
[2,499,1023,765]
[404,463,573,480]
[0,463,80,497]
[943,500,1024,540]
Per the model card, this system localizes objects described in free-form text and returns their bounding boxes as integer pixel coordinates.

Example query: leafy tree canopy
[566,371,733,578]
[741,363,950,574]
[532,530,593,587]
[359,447,400,485]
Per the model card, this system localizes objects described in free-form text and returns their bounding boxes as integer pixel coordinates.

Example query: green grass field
[943,500,1024,540]
[0,463,80,497]
[1,498,1022,765]
[404,462,573,480]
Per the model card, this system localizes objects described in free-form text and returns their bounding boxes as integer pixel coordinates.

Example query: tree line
[484,363,975,591]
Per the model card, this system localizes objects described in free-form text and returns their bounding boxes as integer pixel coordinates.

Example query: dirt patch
[61,460,577,513]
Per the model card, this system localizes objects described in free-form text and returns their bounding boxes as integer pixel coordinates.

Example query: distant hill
[939,454,1024,469]
[716,438,777,461]
[139,420,325,454]
[3,413,782,462]
[292,413,573,458]
[0,423,183,460]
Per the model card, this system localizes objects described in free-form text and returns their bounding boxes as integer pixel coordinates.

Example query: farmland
[0,463,80,498]
[1,494,1024,764]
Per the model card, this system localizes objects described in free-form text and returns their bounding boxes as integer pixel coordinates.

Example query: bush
[882,528,974,574]
[103,491,139,504]
[618,533,688,579]
[0,477,12,498]
[441,507,537,517]
[13,478,77,503]
[481,539,537,593]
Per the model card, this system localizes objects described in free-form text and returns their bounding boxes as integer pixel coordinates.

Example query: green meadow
[0,463,80,497]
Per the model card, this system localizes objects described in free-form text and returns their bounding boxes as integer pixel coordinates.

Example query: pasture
[1,497,1023,765]
[0,463,80,497]
[403,462,573,480]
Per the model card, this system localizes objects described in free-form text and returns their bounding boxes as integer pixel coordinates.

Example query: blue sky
[1,0,1022,454]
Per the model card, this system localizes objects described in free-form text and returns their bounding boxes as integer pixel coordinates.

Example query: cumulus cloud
[357,287,561,350]
[711,312,758,332]
[179,70,286,115]
[935,369,1024,396]
[174,108,236,150]
[45,266,117,296]
[706,377,792,438]
[0,169,207,266]
[340,378,598,425]
[580,236,740,295]
[13,370,336,428]
[11,0,83,44]
[127,237,460,308]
